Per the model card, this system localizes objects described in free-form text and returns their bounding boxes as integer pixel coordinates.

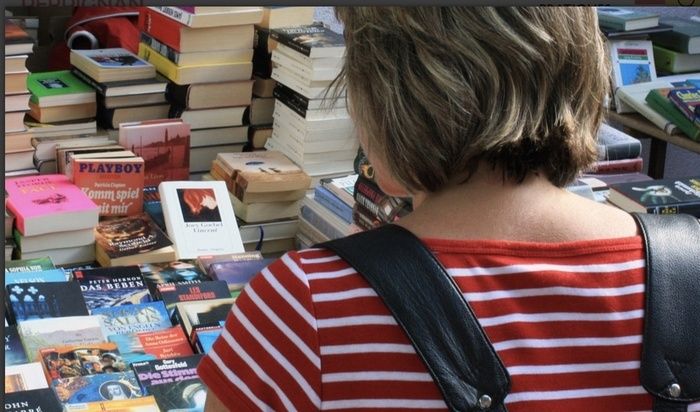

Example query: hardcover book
[5,324,29,366]
[5,174,100,236]
[17,315,105,362]
[118,119,191,187]
[14,227,95,255]
[596,123,642,161]
[91,301,171,336]
[73,157,145,216]
[157,280,231,314]
[5,363,49,393]
[3,388,63,412]
[207,258,274,292]
[52,371,143,404]
[94,214,176,267]
[131,354,203,392]
[73,266,152,311]
[158,180,245,259]
[108,326,193,366]
[667,86,700,125]
[596,7,659,31]
[69,48,156,83]
[27,70,96,107]
[269,23,345,58]
[650,16,700,54]
[39,342,126,380]
[6,281,89,324]
[138,260,211,297]
[608,176,700,217]
[645,87,700,142]
[216,150,311,194]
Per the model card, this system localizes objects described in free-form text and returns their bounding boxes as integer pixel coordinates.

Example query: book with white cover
[5,363,49,393]
[159,180,244,259]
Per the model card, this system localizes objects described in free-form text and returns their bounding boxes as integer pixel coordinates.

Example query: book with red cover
[5,174,99,236]
[118,118,190,187]
[72,157,145,216]
[108,326,193,366]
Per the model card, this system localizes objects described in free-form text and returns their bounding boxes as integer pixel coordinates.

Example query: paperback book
[4,388,63,412]
[27,70,95,107]
[5,363,49,393]
[91,301,171,336]
[608,176,700,217]
[131,353,203,391]
[138,260,211,297]
[157,280,231,314]
[17,315,105,362]
[4,256,54,274]
[73,266,152,311]
[6,281,89,324]
[94,214,176,267]
[269,23,345,58]
[72,157,145,216]
[52,371,144,404]
[171,298,236,340]
[195,250,263,273]
[207,258,274,292]
[108,326,193,366]
[39,342,126,380]
[69,48,156,83]
[158,180,245,259]
[5,268,66,286]
[5,324,29,366]
[63,396,159,411]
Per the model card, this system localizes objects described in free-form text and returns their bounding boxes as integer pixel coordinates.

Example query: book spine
[138,7,183,52]
[70,68,107,95]
[646,89,700,142]
[140,32,183,65]
[273,84,309,116]
[648,202,700,216]
[589,157,644,174]
[269,30,312,57]
[313,186,353,224]
[300,205,345,240]
[138,43,181,84]
[150,6,196,27]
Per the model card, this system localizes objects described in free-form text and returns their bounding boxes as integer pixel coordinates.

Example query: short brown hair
[333,7,610,192]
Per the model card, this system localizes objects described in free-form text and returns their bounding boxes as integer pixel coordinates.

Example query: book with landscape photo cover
[38,342,126,380]
[608,176,700,217]
[91,301,171,336]
[108,326,193,366]
[94,214,176,267]
[17,315,106,362]
[73,266,152,311]
[6,281,89,324]
[52,371,143,405]
[208,258,275,292]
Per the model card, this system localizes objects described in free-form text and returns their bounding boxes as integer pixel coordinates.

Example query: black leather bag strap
[318,224,511,412]
[632,213,700,412]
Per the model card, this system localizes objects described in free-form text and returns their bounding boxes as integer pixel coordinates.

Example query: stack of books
[586,123,645,174]
[5,174,100,265]
[645,80,700,142]
[5,19,35,177]
[650,17,700,75]
[248,7,316,151]
[26,70,96,124]
[137,6,264,177]
[264,23,358,185]
[69,47,168,131]
[206,150,309,253]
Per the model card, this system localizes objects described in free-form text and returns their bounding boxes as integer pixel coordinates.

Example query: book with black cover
[94,214,176,267]
[132,354,206,410]
[4,388,63,412]
[138,260,211,298]
[157,280,231,315]
[71,68,168,97]
[6,281,89,323]
[5,324,29,366]
[269,23,344,58]
[73,266,152,310]
[608,176,700,217]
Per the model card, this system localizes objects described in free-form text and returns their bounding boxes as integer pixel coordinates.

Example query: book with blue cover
[207,258,274,292]
[5,324,29,366]
[73,266,152,310]
[314,184,353,224]
[6,281,89,323]
[52,371,144,404]
[5,268,66,286]
[91,301,171,336]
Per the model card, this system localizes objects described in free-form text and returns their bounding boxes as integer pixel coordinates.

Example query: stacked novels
[264,23,358,185]
[5,19,35,176]
[69,47,168,131]
[248,7,316,151]
[650,17,700,75]
[585,123,645,174]
[204,151,309,253]
[645,81,700,142]
[5,175,99,265]
[137,6,263,177]
[26,70,96,124]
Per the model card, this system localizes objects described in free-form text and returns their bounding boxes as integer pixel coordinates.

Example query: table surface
[607,111,700,155]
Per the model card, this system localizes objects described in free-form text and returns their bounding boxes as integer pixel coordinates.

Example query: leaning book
[158,180,244,259]
[608,176,700,217]
[94,213,176,267]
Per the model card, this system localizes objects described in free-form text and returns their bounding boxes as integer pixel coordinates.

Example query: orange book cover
[73,157,145,216]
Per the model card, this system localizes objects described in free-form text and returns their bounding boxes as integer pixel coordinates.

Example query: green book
[27,70,95,107]
[653,45,700,74]
[4,256,55,274]
[597,7,659,31]
[645,87,700,142]
[650,17,700,54]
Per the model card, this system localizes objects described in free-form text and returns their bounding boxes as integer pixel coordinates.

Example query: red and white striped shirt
[197,236,699,411]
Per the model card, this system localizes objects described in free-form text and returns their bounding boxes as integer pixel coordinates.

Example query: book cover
[73,157,145,216]
[27,70,95,107]
[157,281,231,314]
[608,176,700,217]
[4,388,63,412]
[192,324,223,354]
[147,378,207,411]
[608,40,657,91]
[91,301,171,336]
[73,266,152,311]
[63,396,160,411]
[646,87,700,142]
[597,7,659,31]
[17,315,105,362]
[70,48,155,83]
[108,326,193,366]
[217,150,311,194]
[667,86,700,125]
[158,181,245,260]
[270,23,345,58]
[131,354,203,392]
[5,363,49,393]
[138,260,211,297]
[5,324,29,366]
[52,371,143,404]
[4,256,54,274]
[5,174,100,236]
[94,214,176,267]
[5,18,34,55]
[118,119,191,187]
[650,16,700,54]
[172,298,235,340]
[39,342,126,380]
[6,281,89,323]
[5,268,66,286]
[314,184,354,224]
[195,250,263,273]
[207,258,274,291]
